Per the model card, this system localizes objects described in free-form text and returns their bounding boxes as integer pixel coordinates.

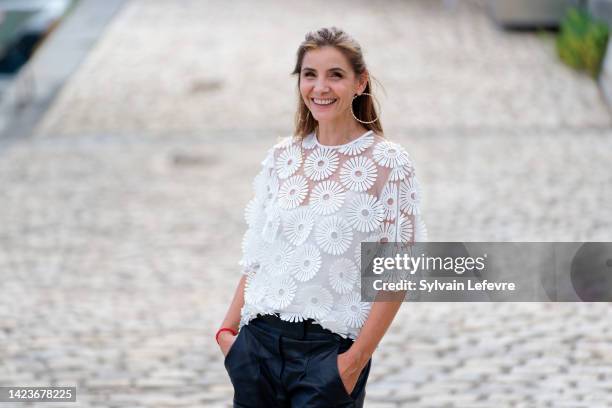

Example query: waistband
[250,314,352,343]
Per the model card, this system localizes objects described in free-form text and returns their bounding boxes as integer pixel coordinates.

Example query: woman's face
[299,46,366,124]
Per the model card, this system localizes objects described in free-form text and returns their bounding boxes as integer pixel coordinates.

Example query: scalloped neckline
[313,129,373,148]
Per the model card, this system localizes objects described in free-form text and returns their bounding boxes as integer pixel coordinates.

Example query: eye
[303,72,315,77]
[333,72,343,78]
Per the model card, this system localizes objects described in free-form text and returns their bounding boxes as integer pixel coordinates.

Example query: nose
[313,78,330,94]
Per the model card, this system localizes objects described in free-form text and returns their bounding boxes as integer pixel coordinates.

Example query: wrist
[215,327,237,344]
[346,346,371,368]
[218,330,234,342]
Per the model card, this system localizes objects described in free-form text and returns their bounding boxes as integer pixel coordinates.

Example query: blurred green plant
[556,7,609,78]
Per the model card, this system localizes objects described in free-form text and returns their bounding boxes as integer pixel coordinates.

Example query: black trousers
[224,315,372,407]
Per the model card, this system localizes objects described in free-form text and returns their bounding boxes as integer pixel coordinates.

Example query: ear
[356,71,369,94]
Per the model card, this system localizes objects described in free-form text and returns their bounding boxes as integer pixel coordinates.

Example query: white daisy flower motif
[362,269,382,296]
[415,215,428,242]
[328,258,359,294]
[338,292,371,328]
[244,196,266,227]
[264,240,294,276]
[398,215,415,242]
[283,207,314,245]
[399,177,422,215]
[304,148,339,181]
[241,229,269,266]
[340,156,377,192]
[354,233,388,269]
[291,244,321,282]
[244,272,268,305]
[338,131,374,156]
[310,181,345,216]
[242,262,260,278]
[381,262,409,284]
[377,223,396,243]
[254,170,279,204]
[319,311,349,335]
[261,148,275,169]
[274,136,298,149]
[240,304,260,327]
[302,133,317,150]
[267,174,280,198]
[388,163,414,182]
[253,169,268,196]
[380,183,398,221]
[297,285,334,320]
[354,240,365,266]
[346,193,384,232]
[315,216,353,255]
[240,232,257,266]
[261,205,281,243]
[280,312,305,322]
[373,141,411,168]
[276,144,303,179]
[266,275,297,309]
[278,175,308,209]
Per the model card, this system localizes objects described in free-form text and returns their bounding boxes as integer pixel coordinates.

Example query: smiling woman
[292,28,383,147]
[217,26,427,408]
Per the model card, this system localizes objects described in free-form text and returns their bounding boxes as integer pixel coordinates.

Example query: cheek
[299,83,311,100]
[334,84,352,99]
[333,86,352,103]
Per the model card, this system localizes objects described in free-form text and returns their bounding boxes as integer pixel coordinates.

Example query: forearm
[348,291,406,366]
[219,274,247,332]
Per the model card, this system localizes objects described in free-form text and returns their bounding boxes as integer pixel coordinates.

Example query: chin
[312,113,339,123]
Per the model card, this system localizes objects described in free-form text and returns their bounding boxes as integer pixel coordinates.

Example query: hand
[336,349,367,395]
[218,331,237,357]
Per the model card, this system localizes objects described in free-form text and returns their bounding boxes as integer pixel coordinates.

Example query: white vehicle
[0,0,72,73]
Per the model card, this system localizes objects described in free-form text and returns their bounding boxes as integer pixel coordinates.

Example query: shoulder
[267,135,302,156]
[273,134,302,150]
[369,134,414,176]
[260,134,303,169]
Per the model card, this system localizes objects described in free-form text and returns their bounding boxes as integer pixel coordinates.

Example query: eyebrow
[301,66,346,73]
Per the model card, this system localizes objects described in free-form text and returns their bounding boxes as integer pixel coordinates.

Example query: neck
[316,114,368,146]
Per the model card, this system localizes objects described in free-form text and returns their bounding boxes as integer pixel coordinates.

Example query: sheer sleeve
[377,143,427,246]
[238,147,278,276]
[360,140,427,299]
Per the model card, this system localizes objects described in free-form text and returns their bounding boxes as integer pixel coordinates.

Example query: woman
[216,26,426,407]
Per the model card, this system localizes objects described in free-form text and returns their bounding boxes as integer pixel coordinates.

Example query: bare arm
[219,274,247,332]
[337,152,423,392]
[347,155,421,364]
[218,149,273,347]
[347,291,405,366]
[335,290,406,394]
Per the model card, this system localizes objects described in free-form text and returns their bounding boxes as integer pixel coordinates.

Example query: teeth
[313,98,336,105]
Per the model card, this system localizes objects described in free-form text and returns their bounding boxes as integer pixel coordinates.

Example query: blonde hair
[291,27,383,138]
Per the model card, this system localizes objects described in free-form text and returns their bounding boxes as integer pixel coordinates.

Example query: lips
[311,97,337,107]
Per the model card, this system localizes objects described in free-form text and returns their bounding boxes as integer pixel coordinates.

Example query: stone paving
[35,0,612,136]
[1,0,612,407]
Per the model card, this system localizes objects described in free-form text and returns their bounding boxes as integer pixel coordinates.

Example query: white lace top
[238,130,426,339]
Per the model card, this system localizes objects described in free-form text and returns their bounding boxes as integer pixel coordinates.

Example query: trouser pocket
[224,326,259,383]
[224,324,279,407]
[329,340,372,404]
[307,339,370,406]
[223,328,243,370]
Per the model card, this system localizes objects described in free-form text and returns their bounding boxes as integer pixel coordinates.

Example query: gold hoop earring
[351,92,380,124]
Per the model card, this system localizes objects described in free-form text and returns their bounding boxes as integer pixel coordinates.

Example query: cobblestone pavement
[1,134,612,408]
[2,0,612,407]
[36,0,611,136]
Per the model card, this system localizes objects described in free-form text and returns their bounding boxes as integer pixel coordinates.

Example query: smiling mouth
[311,98,337,106]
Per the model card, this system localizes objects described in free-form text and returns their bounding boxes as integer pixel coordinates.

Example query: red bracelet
[215,327,238,345]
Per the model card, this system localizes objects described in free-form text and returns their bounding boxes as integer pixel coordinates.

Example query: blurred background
[0,0,611,407]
